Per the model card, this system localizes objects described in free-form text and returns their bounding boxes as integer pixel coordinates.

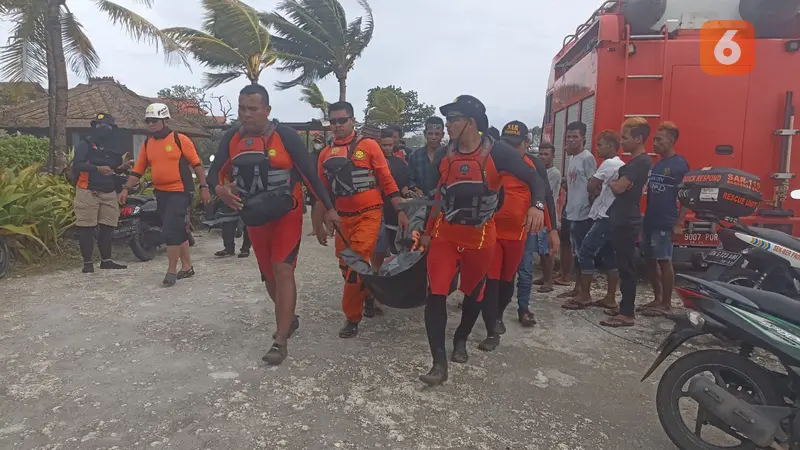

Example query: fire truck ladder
[621,24,669,121]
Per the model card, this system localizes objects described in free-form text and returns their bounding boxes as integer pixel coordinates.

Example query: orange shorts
[427,238,495,299]
[248,205,303,282]
[488,238,527,282]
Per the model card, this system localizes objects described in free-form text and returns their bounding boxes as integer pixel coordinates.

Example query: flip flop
[600,317,635,328]
[538,286,554,293]
[590,300,617,309]
[553,279,571,286]
[635,304,662,313]
[603,308,620,316]
[557,290,577,299]
[561,301,591,310]
[533,279,545,286]
[641,308,671,318]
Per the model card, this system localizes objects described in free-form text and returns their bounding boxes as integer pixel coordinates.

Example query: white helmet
[145,103,171,120]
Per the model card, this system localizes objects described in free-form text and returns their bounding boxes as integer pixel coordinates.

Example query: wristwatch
[534,201,545,211]
[198,184,209,190]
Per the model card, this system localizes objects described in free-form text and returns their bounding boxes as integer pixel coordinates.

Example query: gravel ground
[1,219,688,450]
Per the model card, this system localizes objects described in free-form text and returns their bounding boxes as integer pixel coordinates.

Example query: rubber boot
[419,349,448,386]
[451,338,468,363]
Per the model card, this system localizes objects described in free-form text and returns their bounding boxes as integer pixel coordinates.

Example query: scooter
[699,190,800,298]
[642,272,800,450]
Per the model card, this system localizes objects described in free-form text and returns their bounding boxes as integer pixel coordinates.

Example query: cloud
[1,0,601,131]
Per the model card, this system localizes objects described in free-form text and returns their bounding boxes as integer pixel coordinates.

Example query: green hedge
[0,135,50,168]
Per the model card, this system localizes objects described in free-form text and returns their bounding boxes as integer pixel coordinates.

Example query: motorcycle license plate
[703,249,741,267]
[677,232,719,247]
[114,219,139,239]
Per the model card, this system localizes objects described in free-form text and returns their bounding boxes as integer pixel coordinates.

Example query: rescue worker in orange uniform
[417,96,548,386]
[478,121,559,351]
[121,103,211,286]
[313,101,409,339]
[208,84,339,365]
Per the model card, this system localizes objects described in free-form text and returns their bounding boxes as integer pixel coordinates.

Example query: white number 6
[714,30,741,65]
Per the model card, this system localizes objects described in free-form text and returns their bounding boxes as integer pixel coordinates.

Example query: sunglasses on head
[329,117,351,125]
[446,114,467,123]
[145,118,161,124]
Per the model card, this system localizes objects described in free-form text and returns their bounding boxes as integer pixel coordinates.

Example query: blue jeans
[516,231,542,313]
[642,228,674,261]
[577,218,617,274]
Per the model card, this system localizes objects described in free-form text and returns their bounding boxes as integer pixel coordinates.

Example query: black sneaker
[363,295,382,318]
[215,249,235,257]
[163,272,178,287]
[478,334,501,352]
[272,315,300,340]
[262,342,288,366]
[100,260,127,270]
[238,249,250,258]
[82,263,94,273]
[177,267,195,279]
[494,320,507,335]
[338,321,359,339]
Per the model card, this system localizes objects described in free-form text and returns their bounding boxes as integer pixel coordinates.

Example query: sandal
[538,285,554,293]
[561,300,591,310]
[641,308,671,318]
[600,317,635,328]
[533,279,545,286]
[557,290,578,299]
[262,342,288,365]
[636,302,662,312]
[553,278,571,286]
[603,307,620,316]
[590,300,618,309]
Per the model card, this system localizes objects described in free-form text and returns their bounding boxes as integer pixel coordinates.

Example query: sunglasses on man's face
[329,117,351,125]
[145,118,161,125]
[446,114,467,123]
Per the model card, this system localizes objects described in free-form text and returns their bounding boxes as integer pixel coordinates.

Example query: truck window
[580,95,595,153]
[553,109,566,172]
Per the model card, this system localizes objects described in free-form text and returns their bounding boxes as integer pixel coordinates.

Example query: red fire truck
[542,0,800,267]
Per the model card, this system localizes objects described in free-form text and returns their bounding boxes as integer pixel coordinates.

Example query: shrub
[0,134,50,168]
[0,165,75,263]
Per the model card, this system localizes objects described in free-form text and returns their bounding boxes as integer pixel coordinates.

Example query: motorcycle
[115,178,195,262]
[643,273,800,450]
[0,235,9,280]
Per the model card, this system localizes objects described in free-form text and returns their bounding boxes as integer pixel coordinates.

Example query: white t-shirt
[589,156,625,220]
[565,150,597,221]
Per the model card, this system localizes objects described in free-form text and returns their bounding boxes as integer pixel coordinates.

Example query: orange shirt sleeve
[131,142,148,177]
[177,134,202,167]
[364,139,399,197]
[317,148,330,191]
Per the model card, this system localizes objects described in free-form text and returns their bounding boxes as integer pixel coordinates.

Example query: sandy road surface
[1,221,686,449]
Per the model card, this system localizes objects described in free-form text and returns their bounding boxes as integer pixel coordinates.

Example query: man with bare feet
[600,118,653,328]
[636,122,689,318]
[561,130,623,311]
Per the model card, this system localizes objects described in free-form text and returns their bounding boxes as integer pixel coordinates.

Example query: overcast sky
[2,0,602,131]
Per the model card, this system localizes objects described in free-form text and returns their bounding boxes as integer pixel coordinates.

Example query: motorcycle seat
[749,227,800,254]
[716,282,800,324]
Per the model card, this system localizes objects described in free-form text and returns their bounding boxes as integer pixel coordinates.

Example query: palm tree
[163,0,276,89]
[264,0,374,102]
[365,89,405,127]
[299,82,328,119]
[0,0,186,173]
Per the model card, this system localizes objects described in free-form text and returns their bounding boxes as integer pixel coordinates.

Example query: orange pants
[335,207,382,323]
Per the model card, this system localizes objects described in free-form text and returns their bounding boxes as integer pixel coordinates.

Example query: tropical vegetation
[0,134,50,168]
[163,0,277,88]
[364,86,436,132]
[299,82,329,119]
[0,0,187,174]
[266,0,374,101]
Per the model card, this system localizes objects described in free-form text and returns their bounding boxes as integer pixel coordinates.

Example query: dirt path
[1,222,681,449]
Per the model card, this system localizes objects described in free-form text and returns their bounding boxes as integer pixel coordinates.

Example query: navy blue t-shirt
[644,154,690,230]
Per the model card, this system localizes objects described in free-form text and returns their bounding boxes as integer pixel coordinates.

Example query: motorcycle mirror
[792,189,800,200]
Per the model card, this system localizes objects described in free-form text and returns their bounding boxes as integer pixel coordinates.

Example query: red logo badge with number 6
[700,20,755,76]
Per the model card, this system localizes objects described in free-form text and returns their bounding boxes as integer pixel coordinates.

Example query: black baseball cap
[90,112,117,128]
[440,95,486,120]
[501,120,529,138]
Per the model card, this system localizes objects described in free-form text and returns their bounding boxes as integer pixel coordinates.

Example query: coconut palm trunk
[46,0,68,173]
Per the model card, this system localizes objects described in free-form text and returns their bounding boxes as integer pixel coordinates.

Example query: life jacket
[321,135,378,198]
[439,136,500,227]
[229,127,297,226]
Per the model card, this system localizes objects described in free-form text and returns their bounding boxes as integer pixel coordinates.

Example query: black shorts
[155,190,191,246]
[559,216,571,244]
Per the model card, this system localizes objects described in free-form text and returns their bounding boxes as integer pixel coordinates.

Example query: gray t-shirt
[565,150,597,221]
[547,167,561,201]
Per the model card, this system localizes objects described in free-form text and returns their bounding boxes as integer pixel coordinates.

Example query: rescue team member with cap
[120,103,211,286]
[477,121,559,348]
[209,84,339,365]
[72,113,131,273]
[313,101,409,339]
[417,96,548,386]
